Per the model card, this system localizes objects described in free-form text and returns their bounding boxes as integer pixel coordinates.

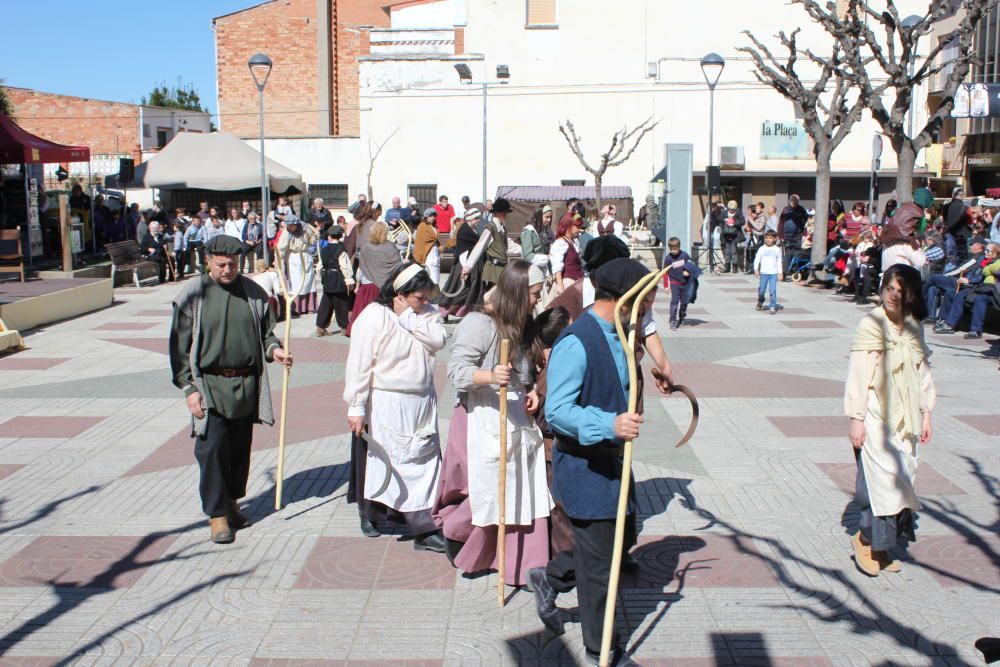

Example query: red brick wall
[4,87,140,159]
[214,0,388,138]
[215,0,321,137]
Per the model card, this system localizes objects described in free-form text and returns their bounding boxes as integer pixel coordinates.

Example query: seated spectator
[935,237,990,336]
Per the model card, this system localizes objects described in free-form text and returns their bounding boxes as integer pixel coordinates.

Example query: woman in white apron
[276,215,318,316]
[845,264,936,576]
[434,260,552,587]
[344,263,448,552]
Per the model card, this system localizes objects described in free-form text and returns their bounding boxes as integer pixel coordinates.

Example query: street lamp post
[700,52,725,272]
[249,52,273,265]
[455,63,510,202]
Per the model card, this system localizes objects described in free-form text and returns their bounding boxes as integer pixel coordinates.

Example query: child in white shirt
[754,230,784,313]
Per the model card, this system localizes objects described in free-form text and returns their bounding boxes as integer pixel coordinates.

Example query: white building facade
[236,0,930,233]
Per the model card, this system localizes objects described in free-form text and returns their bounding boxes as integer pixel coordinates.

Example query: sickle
[439,274,468,299]
[361,431,394,498]
[668,384,699,448]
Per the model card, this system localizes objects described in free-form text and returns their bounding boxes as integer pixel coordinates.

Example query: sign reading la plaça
[760,120,811,159]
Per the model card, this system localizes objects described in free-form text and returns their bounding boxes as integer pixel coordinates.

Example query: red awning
[0,113,90,164]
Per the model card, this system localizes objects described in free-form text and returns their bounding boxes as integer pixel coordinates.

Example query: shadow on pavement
[0,519,251,660]
[244,461,351,523]
[0,485,101,536]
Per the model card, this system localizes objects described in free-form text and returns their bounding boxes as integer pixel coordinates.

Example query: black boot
[413,531,446,553]
[528,568,564,635]
[359,513,379,537]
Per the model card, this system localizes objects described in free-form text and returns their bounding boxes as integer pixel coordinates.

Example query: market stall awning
[138,131,304,194]
[0,114,90,164]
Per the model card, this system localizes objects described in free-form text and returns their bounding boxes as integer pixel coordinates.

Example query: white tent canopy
[137,132,305,194]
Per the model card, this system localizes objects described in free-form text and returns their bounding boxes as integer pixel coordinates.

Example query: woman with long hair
[346,222,402,337]
[433,260,552,587]
[549,215,584,294]
[344,263,447,551]
[439,207,487,319]
[845,264,935,576]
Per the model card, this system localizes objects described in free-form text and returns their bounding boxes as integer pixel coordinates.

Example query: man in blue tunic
[529,258,652,667]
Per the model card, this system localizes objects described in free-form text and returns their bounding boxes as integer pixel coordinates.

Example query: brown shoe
[209,516,235,544]
[873,550,902,573]
[227,500,251,529]
[315,326,330,337]
[852,532,879,577]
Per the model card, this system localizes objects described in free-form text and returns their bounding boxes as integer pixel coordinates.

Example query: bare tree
[797,0,992,201]
[558,117,659,212]
[366,128,399,200]
[740,23,867,265]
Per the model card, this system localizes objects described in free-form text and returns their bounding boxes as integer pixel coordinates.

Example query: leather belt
[201,367,253,378]
[487,257,508,266]
[555,438,623,459]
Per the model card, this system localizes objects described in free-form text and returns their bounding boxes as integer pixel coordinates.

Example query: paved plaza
[0,274,997,666]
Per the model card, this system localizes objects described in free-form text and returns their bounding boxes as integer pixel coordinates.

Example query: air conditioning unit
[719,145,745,169]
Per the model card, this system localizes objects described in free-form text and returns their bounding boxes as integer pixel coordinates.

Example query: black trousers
[173,249,186,280]
[194,413,254,518]
[316,291,351,330]
[545,514,637,653]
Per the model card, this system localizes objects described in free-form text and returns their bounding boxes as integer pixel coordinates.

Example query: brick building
[213,0,389,138]
[2,87,212,184]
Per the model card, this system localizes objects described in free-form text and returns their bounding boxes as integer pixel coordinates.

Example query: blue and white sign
[760,120,811,159]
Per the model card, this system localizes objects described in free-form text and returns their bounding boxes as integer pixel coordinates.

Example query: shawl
[850,307,927,437]
[359,241,402,290]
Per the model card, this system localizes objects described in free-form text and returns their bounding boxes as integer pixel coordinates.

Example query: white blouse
[549,237,580,276]
[343,303,447,417]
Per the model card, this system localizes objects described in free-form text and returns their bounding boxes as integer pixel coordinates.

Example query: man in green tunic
[170,235,293,544]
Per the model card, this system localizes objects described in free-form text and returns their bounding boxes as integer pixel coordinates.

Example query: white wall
[357,0,932,206]
[141,107,213,151]
[243,135,365,196]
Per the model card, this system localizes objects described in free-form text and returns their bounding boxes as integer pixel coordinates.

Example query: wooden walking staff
[496,338,511,607]
[272,249,310,510]
[600,266,669,667]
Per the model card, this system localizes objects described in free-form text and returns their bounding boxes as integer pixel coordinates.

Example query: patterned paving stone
[643,658,833,666]
[0,416,103,439]
[677,320,730,330]
[99,337,168,355]
[134,310,174,317]
[251,661,443,667]
[126,379,347,476]
[816,462,967,496]
[954,414,1000,436]
[664,363,842,399]
[778,320,846,329]
[0,463,24,480]
[624,535,780,588]
[768,416,847,438]
[0,535,177,588]
[294,537,455,590]
[908,534,1000,589]
[0,357,69,371]
[91,322,158,331]
[0,659,63,666]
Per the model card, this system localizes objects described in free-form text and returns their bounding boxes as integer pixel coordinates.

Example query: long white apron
[425,246,441,284]
[365,387,441,512]
[287,251,315,296]
[860,386,920,517]
[466,388,552,527]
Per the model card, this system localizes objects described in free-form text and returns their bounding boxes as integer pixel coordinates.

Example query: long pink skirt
[432,401,550,586]
[345,282,379,337]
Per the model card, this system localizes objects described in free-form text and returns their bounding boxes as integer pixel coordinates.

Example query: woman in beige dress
[844,264,935,576]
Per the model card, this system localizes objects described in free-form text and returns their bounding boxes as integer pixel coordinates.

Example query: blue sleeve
[544,335,619,446]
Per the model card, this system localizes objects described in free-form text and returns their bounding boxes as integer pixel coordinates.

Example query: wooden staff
[600,266,669,667]
[273,248,310,510]
[496,338,511,607]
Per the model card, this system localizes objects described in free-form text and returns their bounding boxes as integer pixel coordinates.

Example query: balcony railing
[368,29,456,57]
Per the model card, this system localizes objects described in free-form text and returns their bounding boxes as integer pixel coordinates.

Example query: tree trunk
[895,140,917,203]
[593,172,603,216]
[810,153,832,268]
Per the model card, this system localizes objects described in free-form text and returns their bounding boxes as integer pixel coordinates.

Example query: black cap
[492,197,512,214]
[970,236,988,247]
[593,258,651,298]
[582,235,630,272]
[205,235,244,256]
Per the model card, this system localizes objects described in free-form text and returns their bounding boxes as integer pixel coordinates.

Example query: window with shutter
[526,0,557,27]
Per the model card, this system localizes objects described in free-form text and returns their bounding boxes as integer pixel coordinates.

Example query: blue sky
[3,0,255,118]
